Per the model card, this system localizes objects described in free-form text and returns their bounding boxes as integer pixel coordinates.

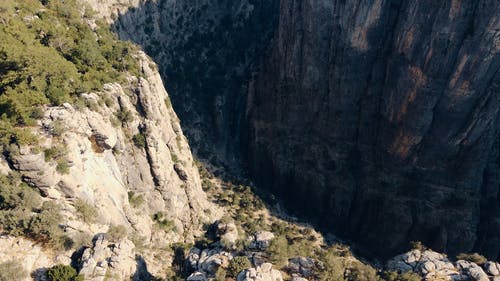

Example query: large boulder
[483,262,500,276]
[287,257,318,278]
[387,250,458,281]
[237,263,283,281]
[248,231,275,251]
[216,221,239,249]
[188,247,233,276]
[456,260,489,281]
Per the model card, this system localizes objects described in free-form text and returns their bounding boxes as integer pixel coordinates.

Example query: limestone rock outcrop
[237,263,284,281]
[0,236,61,281]
[248,231,275,251]
[187,247,233,277]
[287,257,318,279]
[387,249,500,281]
[79,235,136,281]
[0,51,219,277]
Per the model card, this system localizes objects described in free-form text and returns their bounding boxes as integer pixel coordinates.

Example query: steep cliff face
[109,0,279,167]
[0,52,219,279]
[246,0,500,259]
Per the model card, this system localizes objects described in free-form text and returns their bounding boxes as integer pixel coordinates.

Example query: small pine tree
[46,264,83,281]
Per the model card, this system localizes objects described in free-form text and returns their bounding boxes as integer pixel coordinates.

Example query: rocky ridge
[0,51,220,279]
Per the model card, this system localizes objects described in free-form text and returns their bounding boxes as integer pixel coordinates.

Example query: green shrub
[0,174,69,249]
[44,145,67,162]
[227,256,251,277]
[164,97,172,108]
[27,201,64,242]
[153,212,176,232]
[46,264,83,281]
[132,133,146,149]
[72,232,93,249]
[127,191,145,208]
[317,249,347,281]
[266,235,289,267]
[214,267,227,281]
[56,160,70,174]
[115,108,133,123]
[102,95,114,107]
[170,152,179,163]
[107,224,127,242]
[382,271,421,281]
[0,260,28,281]
[456,253,487,265]
[348,262,381,281]
[74,199,97,223]
[51,120,66,136]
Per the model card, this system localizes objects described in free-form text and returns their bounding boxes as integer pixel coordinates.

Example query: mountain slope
[0,0,219,278]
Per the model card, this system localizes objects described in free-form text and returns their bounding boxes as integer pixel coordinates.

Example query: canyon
[111,0,500,260]
[0,0,498,280]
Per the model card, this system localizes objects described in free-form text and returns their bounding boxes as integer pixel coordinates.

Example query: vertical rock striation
[246,0,500,259]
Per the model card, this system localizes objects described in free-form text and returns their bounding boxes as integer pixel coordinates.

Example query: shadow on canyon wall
[112,0,279,173]
[113,0,500,261]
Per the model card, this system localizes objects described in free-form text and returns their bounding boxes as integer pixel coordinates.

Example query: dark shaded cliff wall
[113,0,279,169]
[246,0,500,259]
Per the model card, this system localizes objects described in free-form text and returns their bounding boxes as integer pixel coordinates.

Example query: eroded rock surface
[387,249,500,281]
[237,263,284,281]
[79,235,136,281]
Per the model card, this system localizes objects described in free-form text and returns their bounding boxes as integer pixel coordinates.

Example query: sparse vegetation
[153,212,176,232]
[56,160,70,174]
[74,199,97,223]
[410,241,425,251]
[71,232,93,249]
[107,224,127,242]
[128,191,145,208]
[382,271,421,281]
[164,97,172,108]
[456,253,487,265]
[227,256,251,277]
[348,262,381,281]
[132,133,146,149]
[44,144,67,162]
[214,267,227,281]
[0,173,70,250]
[115,108,134,123]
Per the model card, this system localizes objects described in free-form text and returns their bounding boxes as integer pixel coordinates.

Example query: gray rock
[456,260,489,281]
[217,221,239,249]
[237,263,283,281]
[484,261,500,276]
[248,231,275,251]
[288,257,318,278]
[79,235,136,281]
